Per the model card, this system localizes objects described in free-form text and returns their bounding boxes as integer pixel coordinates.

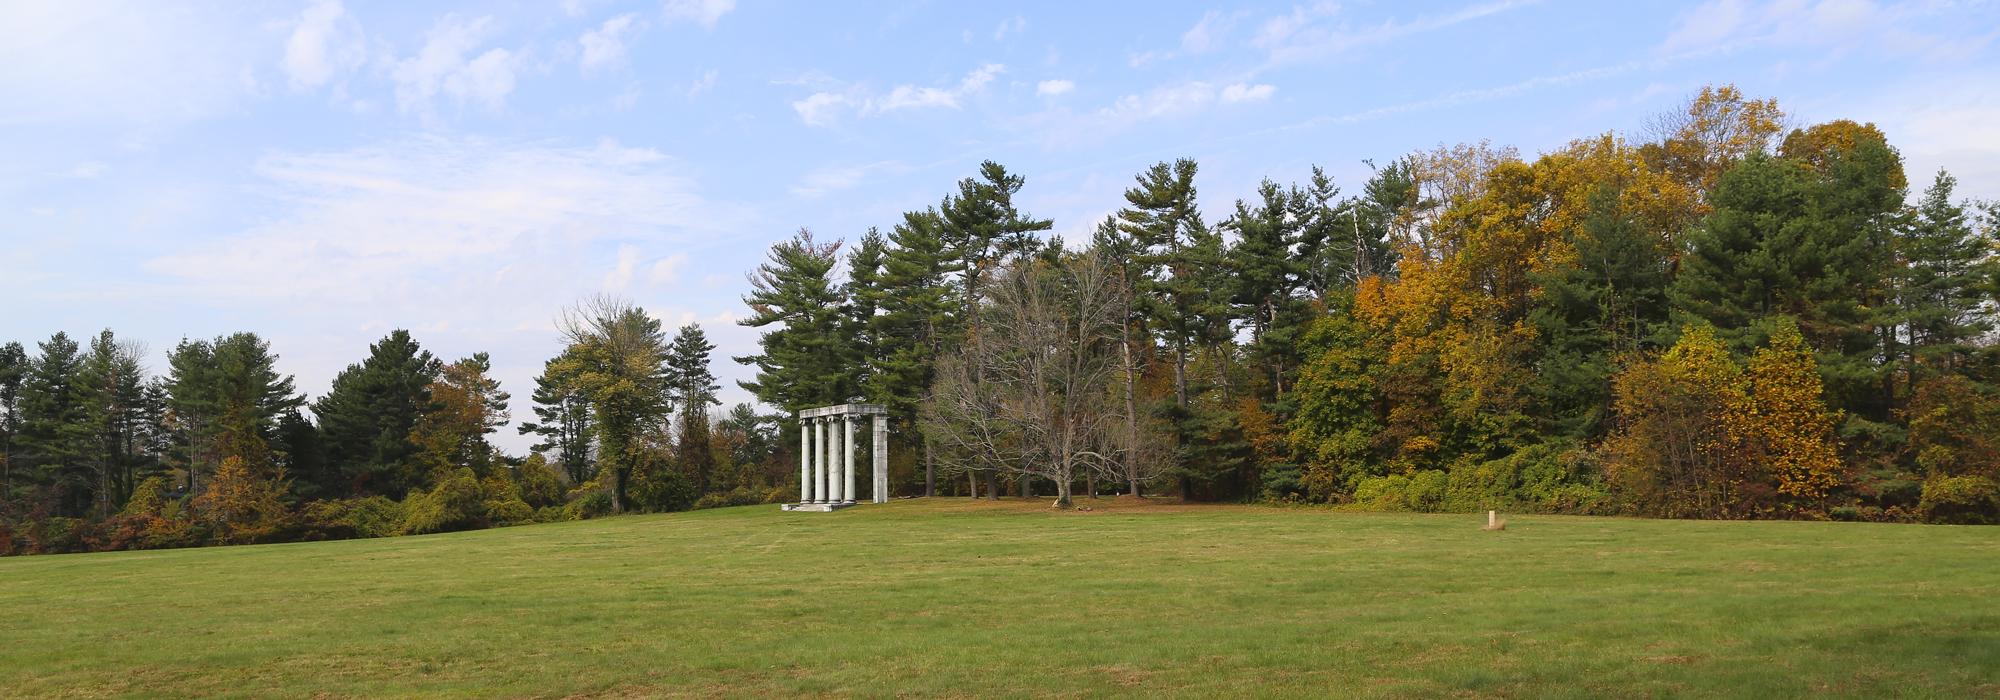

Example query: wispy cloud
[662,0,736,29]
[790,64,1005,126]
[993,15,1028,41]
[1252,0,1538,70]
[1658,0,1995,61]
[283,0,367,91]
[1036,79,1075,97]
[391,15,521,119]
[578,13,641,74]
[1130,9,1243,67]
[790,161,907,198]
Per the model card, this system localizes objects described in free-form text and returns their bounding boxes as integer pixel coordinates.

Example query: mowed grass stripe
[1,499,1995,698]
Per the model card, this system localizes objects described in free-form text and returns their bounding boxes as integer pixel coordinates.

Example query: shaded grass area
[2,498,1997,698]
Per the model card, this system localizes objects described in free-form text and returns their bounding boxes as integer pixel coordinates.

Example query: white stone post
[843,415,857,504]
[817,417,831,503]
[872,415,888,503]
[799,417,812,503]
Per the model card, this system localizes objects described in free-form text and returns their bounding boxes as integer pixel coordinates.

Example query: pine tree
[738,229,857,412]
[76,330,154,516]
[519,352,594,483]
[1117,158,1229,497]
[1223,178,1310,400]
[207,333,303,477]
[0,341,27,504]
[664,324,720,493]
[311,330,440,497]
[872,208,962,496]
[19,332,91,514]
[1900,170,1995,379]
[1529,185,1670,440]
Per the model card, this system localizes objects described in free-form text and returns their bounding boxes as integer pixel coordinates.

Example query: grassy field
[2,499,1996,698]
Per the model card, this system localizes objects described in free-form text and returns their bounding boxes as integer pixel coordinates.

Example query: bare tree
[923,252,1131,508]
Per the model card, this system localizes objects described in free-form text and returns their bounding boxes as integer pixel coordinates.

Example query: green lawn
[2,499,1996,698]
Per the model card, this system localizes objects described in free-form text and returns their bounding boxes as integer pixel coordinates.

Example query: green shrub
[564,490,615,521]
[295,497,405,540]
[484,498,535,526]
[1918,475,2000,524]
[401,468,487,535]
[693,487,767,510]
[514,455,565,508]
[629,468,696,513]
[1353,470,1447,512]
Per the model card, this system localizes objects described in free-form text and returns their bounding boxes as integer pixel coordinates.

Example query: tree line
[732,85,2000,522]
[5,83,1997,554]
[0,308,789,553]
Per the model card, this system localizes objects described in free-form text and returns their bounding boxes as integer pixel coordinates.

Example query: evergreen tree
[0,341,27,504]
[1900,170,1995,378]
[76,330,154,516]
[311,330,440,497]
[208,333,304,476]
[519,352,594,483]
[737,229,857,411]
[19,332,90,514]
[1117,158,1230,497]
[1224,178,1311,400]
[871,209,962,496]
[1528,186,1671,440]
[664,324,720,493]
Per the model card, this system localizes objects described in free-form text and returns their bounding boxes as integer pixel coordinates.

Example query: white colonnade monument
[782,403,888,512]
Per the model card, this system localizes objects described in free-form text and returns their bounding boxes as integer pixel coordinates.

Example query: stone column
[873,415,888,503]
[799,417,812,503]
[817,416,831,503]
[843,416,857,504]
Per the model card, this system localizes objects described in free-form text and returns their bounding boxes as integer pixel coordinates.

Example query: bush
[401,468,487,535]
[563,489,615,521]
[514,455,566,508]
[1918,475,2000,525]
[693,486,768,510]
[484,498,535,526]
[295,497,406,540]
[25,517,97,554]
[1353,470,1447,512]
[629,468,697,513]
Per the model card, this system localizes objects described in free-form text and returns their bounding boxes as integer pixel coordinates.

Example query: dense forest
[5,84,1998,554]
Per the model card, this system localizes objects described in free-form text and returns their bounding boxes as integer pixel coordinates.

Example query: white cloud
[1252,0,1536,68]
[789,161,906,198]
[1103,81,1221,120]
[605,244,642,290]
[1657,0,1988,60]
[579,13,640,73]
[284,0,367,91]
[391,15,520,117]
[687,69,718,97]
[1221,83,1276,103]
[879,86,959,111]
[993,15,1028,41]
[1036,79,1075,97]
[789,64,1005,125]
[1180,10,1237,54]
[649,253,688,285]
[662,0,735,29]
[792,92,851,127]
[0,3,261,127]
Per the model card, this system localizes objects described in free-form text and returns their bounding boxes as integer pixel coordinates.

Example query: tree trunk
[1054,477,1072,509]
[1120,322,1142,498]
[986,470,1000,500]
[1019,473,1031,498]
[923,432,935,497]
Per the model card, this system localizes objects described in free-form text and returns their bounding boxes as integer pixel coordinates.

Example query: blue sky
[4,0,1998,451]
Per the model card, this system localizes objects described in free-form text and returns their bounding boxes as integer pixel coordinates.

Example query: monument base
[781,502,857,512]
